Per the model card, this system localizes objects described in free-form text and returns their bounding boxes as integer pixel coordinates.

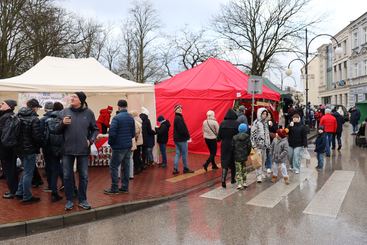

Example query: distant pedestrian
[58,92,99,211]
[202,110,219,171]
[131,111,143,174]
[232,123,252,190]
[96,106,113,134]
[173,104,194,175]
[349,106,361,134]
[218,109,240,188]
[156,115,171,168]
[104,99,135,195]
[319,108,337,157]
[270,128,289,185]
[331,108,345,151]
[314,126,327,170]
[236,105,248,125]
[140,107,155,168]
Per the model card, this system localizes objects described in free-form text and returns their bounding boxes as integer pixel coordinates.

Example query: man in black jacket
[58,92,99,211]
[173,105,194,175]
[332,108,345,150]
[155,115,170,168]
[15,99,43,203]
[0,99,19,199]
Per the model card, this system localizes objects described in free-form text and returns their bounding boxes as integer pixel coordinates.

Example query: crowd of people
[0,93,365,210]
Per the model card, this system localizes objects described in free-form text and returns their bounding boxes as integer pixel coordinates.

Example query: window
[365,93,367,101]
[355,94,359,103]
[364,60,367,75]
[353,32,358,48]
[364,27,367,44]
[354,63,359,77]
[343,40,347,55]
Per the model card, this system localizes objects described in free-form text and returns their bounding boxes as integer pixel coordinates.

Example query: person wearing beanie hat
[156,115,171,168]
[141,106,149,116]
[237,105,248,125]
[97,105,114,134]
[288,110,307,174]
[202,110,219,172]
[0,99,19,199]
[139,107,155,168]
[173,104,194,175]
[58,91,99,210]
[270,128,290,184]
[44,101,54,112]
[232,123,251,189]
[314,125,327,170]
[319,107,337,157]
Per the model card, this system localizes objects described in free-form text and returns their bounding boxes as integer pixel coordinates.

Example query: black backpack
[1,115,21,147]
[44,116,63,156]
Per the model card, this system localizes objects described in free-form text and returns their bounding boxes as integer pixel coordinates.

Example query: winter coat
[268,120,278,142]
[43,111,64,157]
[350,108,361,125]
[58,106,99,155]
[314,133,327,153]
[97,108,111,133]
[232,132,252,162]
[250,108,271,150]
[287,122,307,148]
[140,113,155,148]
[271,137,289,163]
[217,109,240,168]
[332,112,345,134]
[108,109,135,150]
[134,116,143,146]
[156,120,171,144]
[17,107,43,155]
[0,110,16,159]
[202,118,219,140]
[174,113,190,142]
[40,111,53,135]
[320,114,337,133]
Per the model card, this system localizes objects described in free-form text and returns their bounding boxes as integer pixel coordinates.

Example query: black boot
[221,168,228,188]
[203,161,209,172]
[212,163,219,170]
[230,165,236,184]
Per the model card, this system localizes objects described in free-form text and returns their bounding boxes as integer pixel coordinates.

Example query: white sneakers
[295,170,300,174]
[243,182,248,188]
[266,168,272,174]
[257,175,263,183]
[237,184,243,190]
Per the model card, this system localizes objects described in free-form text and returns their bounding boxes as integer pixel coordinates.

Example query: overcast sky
[58,0,367,89]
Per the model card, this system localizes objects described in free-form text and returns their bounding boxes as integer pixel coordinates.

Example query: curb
[0,176,221,241]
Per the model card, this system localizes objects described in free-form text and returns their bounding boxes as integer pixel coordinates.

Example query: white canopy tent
[0,56,156,121]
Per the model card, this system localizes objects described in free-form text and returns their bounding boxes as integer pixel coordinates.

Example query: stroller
[355,123,367,147]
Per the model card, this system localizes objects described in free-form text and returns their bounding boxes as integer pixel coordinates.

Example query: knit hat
[206,110,215,118]
[74,92,87,106]
[44,101,54,111]
[276,128,287,138]
[238,105,246,112]
[238,123,248,133]
[174,104,182,112]
[117,100,127,108]
[157,115,165,122]
[26,98,42,108]
[107,105,113,111]
[141,106,149,116]
[3,99,17,110]
[325,108,331,114]
[53,102,64,111]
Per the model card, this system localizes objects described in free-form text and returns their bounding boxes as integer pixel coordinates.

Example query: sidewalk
[0,131,317,239]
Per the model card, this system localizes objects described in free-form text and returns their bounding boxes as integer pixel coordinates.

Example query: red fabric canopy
[155,58,280,154]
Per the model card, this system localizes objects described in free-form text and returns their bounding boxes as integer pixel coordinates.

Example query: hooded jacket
[202,114,219,140]
[250,108,271,149]
[97,107,112,133]
[174,113,190,142]
[0,109,16,159]
[217,109,240,168]
[156,120,171,144]
[314,132,327,153]
[58,106,99,155]
[271,137,289,163]
[140,113,156,147]
[17,107,43,155]
[232,132,252,162]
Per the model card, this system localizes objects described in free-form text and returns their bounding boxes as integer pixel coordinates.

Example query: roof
[0,56,154,93]
[155,58,280,101]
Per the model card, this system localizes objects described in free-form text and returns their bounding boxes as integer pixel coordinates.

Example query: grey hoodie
[270,137,289,163]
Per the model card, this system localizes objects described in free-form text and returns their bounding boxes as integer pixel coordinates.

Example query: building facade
[301,55,320,105]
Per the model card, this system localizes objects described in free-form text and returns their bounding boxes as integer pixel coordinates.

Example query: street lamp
[286,28,343,126]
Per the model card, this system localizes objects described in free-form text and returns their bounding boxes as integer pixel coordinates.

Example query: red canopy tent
[155,58,280,154]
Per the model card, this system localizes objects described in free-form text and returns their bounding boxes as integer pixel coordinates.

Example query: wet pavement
[2,126,366,244]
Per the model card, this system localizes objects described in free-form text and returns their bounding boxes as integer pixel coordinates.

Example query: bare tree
[102,36,121,72]
[213,0,317,75]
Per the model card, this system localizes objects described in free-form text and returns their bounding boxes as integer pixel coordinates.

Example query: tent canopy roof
[155,58,280,101]
[0,56,153,93]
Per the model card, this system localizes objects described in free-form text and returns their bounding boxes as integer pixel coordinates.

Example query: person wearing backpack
[0,99,19,199]
[42,102,64,202]
[15,99,43,203]
[58,92,99,211]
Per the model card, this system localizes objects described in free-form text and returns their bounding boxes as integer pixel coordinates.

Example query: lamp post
[286,28,343,126]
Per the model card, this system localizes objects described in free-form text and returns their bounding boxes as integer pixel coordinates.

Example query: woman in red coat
[97,106,113,134]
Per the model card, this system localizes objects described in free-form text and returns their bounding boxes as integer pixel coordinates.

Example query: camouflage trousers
[235,161,247,185]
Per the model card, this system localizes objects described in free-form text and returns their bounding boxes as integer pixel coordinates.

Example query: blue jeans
[16,154,36,200]
[288,147,302,172]
[109,149,131,192]
[317,152,324,168]
[265,149,272,170]
[159,143,167,166]
[352,123,358,133]
[174,141,189,170]
[325,133,333,156]
[63,155,89,202]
